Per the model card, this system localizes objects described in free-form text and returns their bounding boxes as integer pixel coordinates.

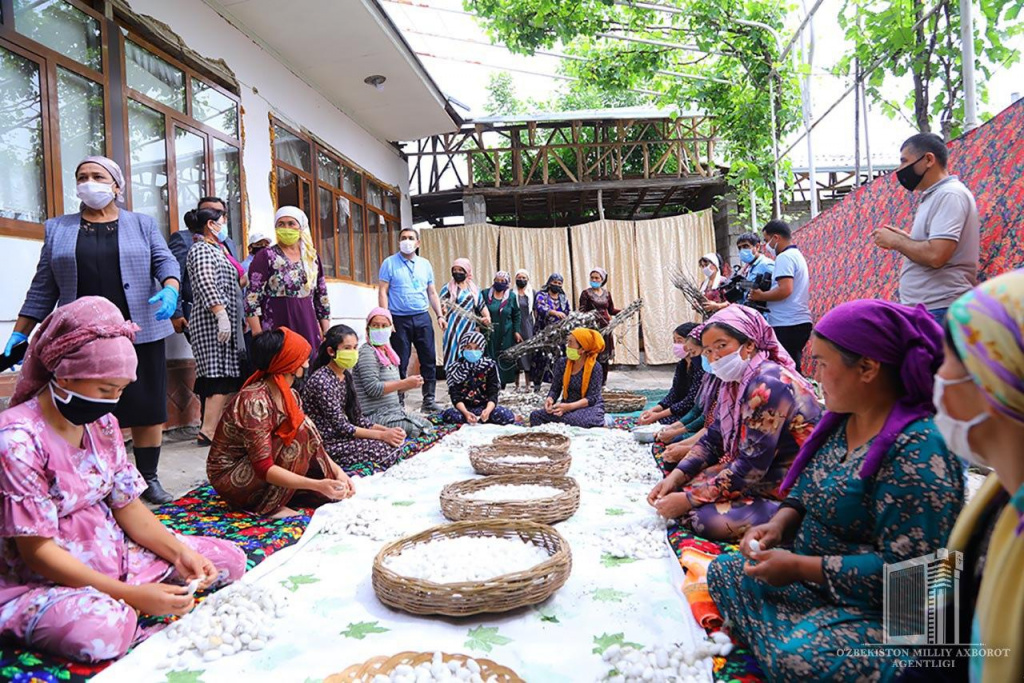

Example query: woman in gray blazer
[4,156,181,504]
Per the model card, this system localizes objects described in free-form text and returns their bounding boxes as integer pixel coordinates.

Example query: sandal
[196,432,213,447]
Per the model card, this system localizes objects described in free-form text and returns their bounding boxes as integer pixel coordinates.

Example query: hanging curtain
[497,226,574,298]
[568,220,641,365]
[635,211,716,365]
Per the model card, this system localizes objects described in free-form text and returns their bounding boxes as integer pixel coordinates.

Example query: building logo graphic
[883,548,963,645]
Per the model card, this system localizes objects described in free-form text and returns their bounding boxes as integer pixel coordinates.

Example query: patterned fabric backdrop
[797,98,1024,323]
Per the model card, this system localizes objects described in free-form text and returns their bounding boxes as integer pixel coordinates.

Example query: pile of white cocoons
[319,498,404,541]
[599,516,670,560]
[159,583,289,666]
[599,633,734,683]
[464,483,562,502]
[365,652,501,683]
[383,537,550,583]
[494,455,550,465]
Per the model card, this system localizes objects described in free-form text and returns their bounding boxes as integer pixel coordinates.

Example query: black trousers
[390,312,438,396]
[772,322,813,371]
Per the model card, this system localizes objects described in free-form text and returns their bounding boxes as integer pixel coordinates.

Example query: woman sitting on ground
[351,308,432,438]
[655,324,719,459]
[440,331,516,426]
[637,323,705,426]
[0,297,245,663]
[301,325,406,475]
[647,305,821,540]
[529,328,606,428]
[707,300,964,682]
[207,327,354,518]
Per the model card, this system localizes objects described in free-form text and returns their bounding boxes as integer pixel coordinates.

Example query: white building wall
[1,0,412,358]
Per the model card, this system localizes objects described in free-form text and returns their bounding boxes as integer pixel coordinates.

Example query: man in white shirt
[749,220,813,368]
[872,133,980,323]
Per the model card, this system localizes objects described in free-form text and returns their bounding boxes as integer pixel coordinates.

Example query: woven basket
[469,443,571,476]
[440,474,580,524]
[491,431,571,454]
[372,519,572,616]
[326,651,524,682]
[602,389,647,413]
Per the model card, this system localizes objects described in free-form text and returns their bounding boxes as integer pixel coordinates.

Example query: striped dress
[350,345,431,438]
[439,284,485,370]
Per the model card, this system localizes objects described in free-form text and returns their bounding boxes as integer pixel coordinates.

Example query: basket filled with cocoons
[440,474,580,524]
[468,444,571,476]
[601,390,647,413]
[372,519,572,616]
[491,431,571,454]
[326,650,524,683]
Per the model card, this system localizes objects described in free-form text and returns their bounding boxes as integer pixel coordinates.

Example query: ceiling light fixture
[364,74,387,91]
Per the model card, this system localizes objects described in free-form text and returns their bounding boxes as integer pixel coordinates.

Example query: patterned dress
[245,245,331,353]
[708,418,964,682]
[351,345,431,438]
[578,288,619,379]
[440,357,515,425]
[531,290,571,386]
[657,358,705,425]
[439,284,485,370]
[673,362,822,540]
[186,240,244,382]
[529,358,605,427]
[0,399,245,663]
[481,287,521,386]
[300,365,400,474]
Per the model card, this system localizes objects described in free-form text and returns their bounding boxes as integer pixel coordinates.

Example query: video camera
[720,271,772,314]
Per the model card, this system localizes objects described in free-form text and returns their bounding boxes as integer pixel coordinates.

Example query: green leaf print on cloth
[340,621,391,640]
[600,552,637,567]
[280,573,321,592]
[464,626,513,653]
[592,588,630,603]
[165,671,206,683]
[592,633,643,655]
[605,508,627,516]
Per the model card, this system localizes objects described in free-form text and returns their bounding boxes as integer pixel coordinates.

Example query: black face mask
[50,382,119,425]
[492,281,509,292]
[896,154,927,191]
[549,285,563,294]
[451,271,467,283]
[515,279,528,288]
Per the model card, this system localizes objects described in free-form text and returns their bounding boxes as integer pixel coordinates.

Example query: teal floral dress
[707,417,965,682]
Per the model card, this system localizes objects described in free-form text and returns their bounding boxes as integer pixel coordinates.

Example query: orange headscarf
[563,327,605,400]
[242,327,311,446]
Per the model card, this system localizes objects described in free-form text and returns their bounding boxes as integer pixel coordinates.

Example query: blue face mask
[589,281,602,289]
[700,354,711,372]
[739,248,754,264]
[463,349,483,363]
[215,222,229,243]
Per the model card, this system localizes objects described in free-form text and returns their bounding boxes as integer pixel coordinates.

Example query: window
[0,44,47,228]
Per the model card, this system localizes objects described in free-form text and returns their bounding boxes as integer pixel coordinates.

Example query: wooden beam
[629,189,649,219]
[464,175,720,197]
[651,188,678,218]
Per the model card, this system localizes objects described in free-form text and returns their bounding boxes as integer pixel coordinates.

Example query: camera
[719,271,772,314]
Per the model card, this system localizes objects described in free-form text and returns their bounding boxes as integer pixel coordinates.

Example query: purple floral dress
[245,244,331,352]
[0,399,246,663]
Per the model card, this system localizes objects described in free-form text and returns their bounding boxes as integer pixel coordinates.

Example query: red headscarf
[242,327,311,446]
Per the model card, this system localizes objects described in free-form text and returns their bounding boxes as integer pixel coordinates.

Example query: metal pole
[862,76,873,179]
[854,61,861,188]
[800,0,818,218]
[770,76,781,218]
[961,0,979,130]
[750,186,757,229]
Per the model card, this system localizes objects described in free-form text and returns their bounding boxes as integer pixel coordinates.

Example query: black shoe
[421,398,441,413]
[141,477,174,505]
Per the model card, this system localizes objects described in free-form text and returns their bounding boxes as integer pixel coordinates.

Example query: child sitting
[440,332,515,425]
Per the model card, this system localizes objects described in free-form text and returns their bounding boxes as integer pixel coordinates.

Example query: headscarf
[446,257,479,298]
[543,273,568,309]
[514,269,534,316]
[11,297,139,407]
[241,327,311,446]
[274,206,318,293]
[590,267,608,285]
[703,305,800,457]
[446,330,494,385]
[699,253,726,292]
[366,307,400,367]
[486,270,513,310]
[563,328,605,400]
[76,156,126,203]
[781,300,944,491]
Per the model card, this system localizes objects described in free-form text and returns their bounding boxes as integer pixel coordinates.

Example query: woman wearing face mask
[184,207,247,446]
[301,325,405,475]
[0,298,245,662]
[207,327,354,518]
[697,253,727,314]
[351,308,432,438]
[647,305,821,540]
[529,328,606,427]
[5,156,181,504]
[245,206,331,354]
[578,267,620,383]
[638,323,705,426]
[705,300,963,682]
[439,258,491,371]
[481,271,522,388]
[440,331,516,426]
[531,273,572,392]
[654,325,722,459]
[512,269,535,391]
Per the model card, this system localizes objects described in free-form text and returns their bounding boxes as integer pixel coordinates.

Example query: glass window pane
[317,152,340,188]
[273,125,310,173]
[0,47,46,224]
[367,182,383,209]
[384,192,399,217]
[174,127,205,234]
[192,79,238,138]
[125,40,185,112]
[387,219,400,253]
[13,0,102,71]
[57,67,104,214]
[317,188,336,278]
[213,139,242,246]
[277,167,299,209]
[343,166,361,198]
[352,205,365,282]
[127,99,170,238]
[337,198,352,278]
[367,211,381,282]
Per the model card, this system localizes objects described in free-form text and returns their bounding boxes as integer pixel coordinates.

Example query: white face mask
[702,265,715,278]
[77,181,116,210]
[399,239,417,255]
[710,348,750,383]
[933,375,989,467]
[764,238,778,258]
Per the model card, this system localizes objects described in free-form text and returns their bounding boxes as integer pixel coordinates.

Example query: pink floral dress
[0,398,246,663]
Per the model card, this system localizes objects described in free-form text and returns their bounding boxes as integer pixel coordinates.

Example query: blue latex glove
[149,286,180,322]
[4,331,28,366]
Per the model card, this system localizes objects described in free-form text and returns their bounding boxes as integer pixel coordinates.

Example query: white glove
[215,309,231,344]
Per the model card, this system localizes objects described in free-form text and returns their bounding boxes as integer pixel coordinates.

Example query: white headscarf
[274,206,318,291]
[699,252,725,292]
[514,268,534,315]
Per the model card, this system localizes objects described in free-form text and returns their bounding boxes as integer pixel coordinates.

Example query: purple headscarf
[781,299,943,491]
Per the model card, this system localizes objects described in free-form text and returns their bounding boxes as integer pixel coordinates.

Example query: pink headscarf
[702,305,801,457]
[366,307,400,367]
[446,257,479,298]
[11,297,139,407]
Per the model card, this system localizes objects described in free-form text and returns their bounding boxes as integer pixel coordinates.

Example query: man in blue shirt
[378,227,446,412]
[749,221,813,368]
[704,232,774,314]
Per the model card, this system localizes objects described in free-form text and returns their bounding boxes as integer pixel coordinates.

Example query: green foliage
[465,625,514,652]
[340,621,391,639]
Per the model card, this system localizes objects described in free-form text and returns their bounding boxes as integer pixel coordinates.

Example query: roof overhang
[205,0,461,142]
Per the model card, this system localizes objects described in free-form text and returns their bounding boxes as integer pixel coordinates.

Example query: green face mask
[566,347,581,361]
[333,348,358,370]
[276,228,301,246]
